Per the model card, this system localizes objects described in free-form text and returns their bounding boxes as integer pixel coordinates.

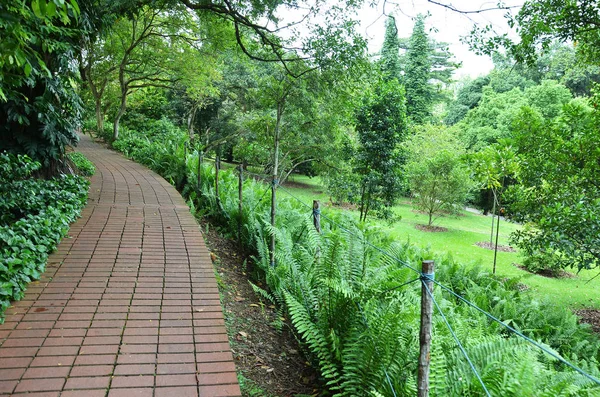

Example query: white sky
[359,0,523,79]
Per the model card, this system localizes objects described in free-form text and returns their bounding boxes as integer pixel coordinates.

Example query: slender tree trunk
[490,189,497,245]
[113,93,127,141]
[270,103,282,267]
[359,183,367,222]
[197,149,203,190]
[238,163,244,248]
[95,100,104,134]
[363,185,373,221]
[187,105,197,139]
[493,203,501,274]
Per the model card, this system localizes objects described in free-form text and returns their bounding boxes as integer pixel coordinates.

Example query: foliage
[82,4,223,141]
[0,0,84,172]
[508,95,600,272]
[511,1,600,66]
[354,78,407,221]
[111,127,600,396]
[404,15,432,124]
[380,16,401,81]
[405,125,473,226]
[457,80,572,151]
[469,143,519,215]
[0,152,88,322]
[112,120,188,191]
[445,76,490,125]
[67,152,95,176]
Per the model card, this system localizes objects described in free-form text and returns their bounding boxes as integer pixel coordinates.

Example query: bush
[68,152,96,176]
[0,153,89,322]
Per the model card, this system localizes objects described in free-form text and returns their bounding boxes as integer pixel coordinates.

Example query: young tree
[81,5,221,141]
[404,15,432,124]
[508,96,600,272]
[405,125,472,227]
[470,143,519,272]
[354,78,407,221]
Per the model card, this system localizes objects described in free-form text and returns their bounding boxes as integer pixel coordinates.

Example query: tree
[457,87,527,151]
[457,80,572,151]
[404,15,432,124]
[470,143,519,272]
[380,16,401,81]
[468,1,600,68]
[508,95,600,272]
[0,1,84,174]
[81,5,220,141]
[354,78,407,221]
[445,76,490,125]
[405,125,472,227]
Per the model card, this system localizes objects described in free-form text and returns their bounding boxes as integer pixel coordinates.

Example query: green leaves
[0,153,88,323]
[508,93,600,272]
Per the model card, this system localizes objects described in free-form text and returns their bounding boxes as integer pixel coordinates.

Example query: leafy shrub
[67,152,96,176]
[0,153,88,322]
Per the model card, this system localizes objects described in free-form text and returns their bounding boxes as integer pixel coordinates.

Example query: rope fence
[207,160,600,394]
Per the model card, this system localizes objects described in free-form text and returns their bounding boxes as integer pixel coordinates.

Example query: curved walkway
[0,135,241,397]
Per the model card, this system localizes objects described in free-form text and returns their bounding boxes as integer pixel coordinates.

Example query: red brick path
[0,135,241,396]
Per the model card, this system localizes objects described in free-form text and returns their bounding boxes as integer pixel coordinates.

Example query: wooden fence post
[238,163,243,247]
[312,200,321,233]
[418,260,435,397]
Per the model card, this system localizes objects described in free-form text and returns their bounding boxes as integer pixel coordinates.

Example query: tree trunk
[113,93,127,141]
[197,150,203,190]
[490,189,497,245]
[270,102,282,267]
[95,100,104,134]
[187,105,197,139]
[359,183,367,222]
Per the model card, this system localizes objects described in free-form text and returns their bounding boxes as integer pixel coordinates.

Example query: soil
[281,180,324,198]
[512,262,576,279]
[200,220,320,397]
[474,241,516,253]
[575,309,600,334]
[415,224,448,232]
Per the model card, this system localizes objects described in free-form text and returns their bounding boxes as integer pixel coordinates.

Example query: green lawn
[281,174,600,309]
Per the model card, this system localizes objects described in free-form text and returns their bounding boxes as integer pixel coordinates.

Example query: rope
[424,282,492,397]
[233,167,600,387]
[276,184,422,275]
[379,277,421,296]
[250,185,272,213]
[432,279,600,386]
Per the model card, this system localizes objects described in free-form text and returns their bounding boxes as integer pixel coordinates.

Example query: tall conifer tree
[405,14,432,124]
[380,16,401,81]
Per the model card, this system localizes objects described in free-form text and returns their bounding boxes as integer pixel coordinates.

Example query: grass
[280,174,600,309]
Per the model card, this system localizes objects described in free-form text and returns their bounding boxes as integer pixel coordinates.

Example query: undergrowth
[0,152,89,322]
[111,123,600,396]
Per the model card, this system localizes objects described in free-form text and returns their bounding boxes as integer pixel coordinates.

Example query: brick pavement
[0,135,241,396]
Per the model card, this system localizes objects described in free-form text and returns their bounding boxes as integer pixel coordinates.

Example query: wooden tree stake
[418,260,435,397]
[313,200,321,233]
